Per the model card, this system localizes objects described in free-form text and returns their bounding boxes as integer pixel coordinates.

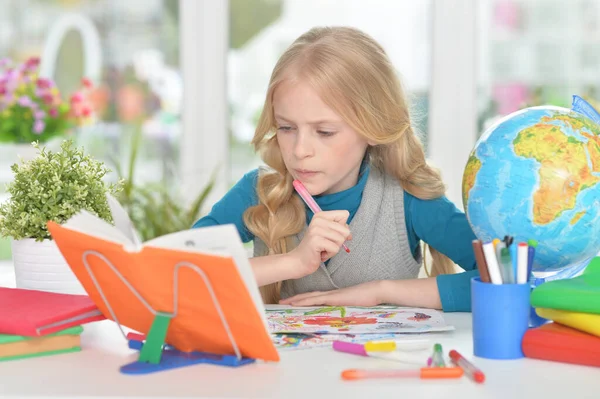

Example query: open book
[46,194,279,362]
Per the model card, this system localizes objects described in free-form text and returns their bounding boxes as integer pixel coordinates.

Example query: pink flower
[70,92,84,103]
[34,110,46,119]
[81,77,93,89]
[26,57,40,67]
[42,94,54,105]
[49,108,59,118]
[23,57,40,73]
[3,69,20,91]
[35,87,47,97]
[36,78,52,89]
[33,119,45,134]
[0,58,10,69]
[17,96,33,107]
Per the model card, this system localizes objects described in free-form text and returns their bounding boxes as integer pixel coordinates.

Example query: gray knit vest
[253,166,422,299]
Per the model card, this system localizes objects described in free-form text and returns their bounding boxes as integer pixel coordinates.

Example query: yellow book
[0,326,82,361]
[536,308,600,338]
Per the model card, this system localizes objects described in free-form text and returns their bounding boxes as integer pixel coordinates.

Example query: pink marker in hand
[293,179,351,253]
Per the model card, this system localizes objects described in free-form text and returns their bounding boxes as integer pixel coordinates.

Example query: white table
[0,262,598,399]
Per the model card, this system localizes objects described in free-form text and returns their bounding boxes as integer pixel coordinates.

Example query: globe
[462,105,600,274]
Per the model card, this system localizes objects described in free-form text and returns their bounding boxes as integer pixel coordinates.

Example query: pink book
[0,287,105,336]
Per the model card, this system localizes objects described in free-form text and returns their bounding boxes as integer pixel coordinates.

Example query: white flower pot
[11,238,86,295]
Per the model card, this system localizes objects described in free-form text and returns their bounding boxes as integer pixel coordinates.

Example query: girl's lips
[295,169,319,178]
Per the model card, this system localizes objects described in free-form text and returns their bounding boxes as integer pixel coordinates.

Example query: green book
[531,257,600,314]
[0,325,83,362]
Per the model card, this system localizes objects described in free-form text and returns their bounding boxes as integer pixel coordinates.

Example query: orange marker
[341,367,463,381]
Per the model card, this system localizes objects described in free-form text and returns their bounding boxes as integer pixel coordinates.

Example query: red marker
[449,350,485,383]
[293,180,351,253]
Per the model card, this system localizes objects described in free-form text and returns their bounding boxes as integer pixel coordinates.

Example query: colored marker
[335,340,430,354]
[341,367,464,381]
[472,240,491,283]
[527,239,538,280]
[364,341,396,352]
[482,241,503,284]
[495,242,508,282]
[333,341,367,356]
[332,341,424,366]
[362,339,430,352]
[510,241,518,282]
[293,179,350,253]
[449,350,485,383]
[517,242,529,284]
[431,343,446,367]
[492,238,501,250]
[500,247,514,284]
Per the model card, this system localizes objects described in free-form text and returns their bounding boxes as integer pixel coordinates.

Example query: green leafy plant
[113,126,216,241]
[0,140,121,241]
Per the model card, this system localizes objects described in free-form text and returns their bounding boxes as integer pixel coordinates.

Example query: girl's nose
[293,130,315,159]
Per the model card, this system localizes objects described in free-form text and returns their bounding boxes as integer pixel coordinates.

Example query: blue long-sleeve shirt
[193,167,479,312]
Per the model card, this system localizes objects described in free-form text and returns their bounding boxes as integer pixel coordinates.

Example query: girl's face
[273,79,370,196]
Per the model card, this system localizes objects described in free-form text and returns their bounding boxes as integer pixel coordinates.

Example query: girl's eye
[317,130,335,137]
[277,126,294,132]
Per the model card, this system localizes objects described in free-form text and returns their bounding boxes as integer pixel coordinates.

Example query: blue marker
[527,239,538,282]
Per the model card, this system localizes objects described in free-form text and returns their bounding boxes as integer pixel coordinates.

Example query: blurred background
[0,0,599,260]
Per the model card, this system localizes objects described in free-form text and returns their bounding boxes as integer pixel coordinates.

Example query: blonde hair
[243,26,456,303]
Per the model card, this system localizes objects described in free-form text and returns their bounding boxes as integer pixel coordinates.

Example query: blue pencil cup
[471,277,530,359]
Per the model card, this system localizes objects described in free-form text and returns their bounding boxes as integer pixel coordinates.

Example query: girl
[194,26,479,312]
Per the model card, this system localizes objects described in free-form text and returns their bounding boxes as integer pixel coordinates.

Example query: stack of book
[523,256,600,367]
[0,287,105,362]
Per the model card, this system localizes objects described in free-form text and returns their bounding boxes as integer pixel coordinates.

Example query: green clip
[138,313,172,364]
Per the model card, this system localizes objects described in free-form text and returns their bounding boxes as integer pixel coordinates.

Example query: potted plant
[0,56,95,161]
[114,125,217,241]
[0,140,121,294]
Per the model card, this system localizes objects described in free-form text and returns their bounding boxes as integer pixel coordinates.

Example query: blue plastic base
[121,339,256,375]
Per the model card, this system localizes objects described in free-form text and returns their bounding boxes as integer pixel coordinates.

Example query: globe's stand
[528,255,596,327]
[531,257,592,286]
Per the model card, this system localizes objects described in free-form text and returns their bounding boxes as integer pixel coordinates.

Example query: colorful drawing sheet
[266,305,453,334]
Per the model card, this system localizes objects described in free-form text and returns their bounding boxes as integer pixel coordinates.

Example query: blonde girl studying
[193,26,479,312]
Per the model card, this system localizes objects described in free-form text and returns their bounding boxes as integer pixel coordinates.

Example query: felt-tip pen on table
[341,367,464,381]
[332,341,426,365]
[431,343,446,367]
[449,350,485,383]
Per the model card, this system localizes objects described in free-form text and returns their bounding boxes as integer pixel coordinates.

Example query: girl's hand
[279,281,384,307]
[289,210,352,278]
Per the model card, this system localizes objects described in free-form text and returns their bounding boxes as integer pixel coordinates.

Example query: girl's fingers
[279,290,325,304]
[310,225,350,247]
[314,210,350,224]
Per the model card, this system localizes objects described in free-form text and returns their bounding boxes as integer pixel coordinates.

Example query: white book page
[105,193,142,247]
[62,210,133,246]
[145,224,268,331]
